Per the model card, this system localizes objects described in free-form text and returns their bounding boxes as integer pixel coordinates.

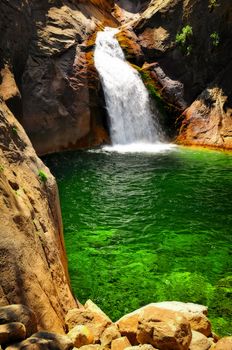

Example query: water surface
[44,146,232,335]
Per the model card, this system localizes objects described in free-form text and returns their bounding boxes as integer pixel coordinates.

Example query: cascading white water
[94,28,162,146]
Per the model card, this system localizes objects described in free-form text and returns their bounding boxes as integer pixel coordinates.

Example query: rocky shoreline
[0,301,231,350]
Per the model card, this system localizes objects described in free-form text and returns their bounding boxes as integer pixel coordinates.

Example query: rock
[31,332,73,350]
[67,325,94,348]
[0,305,37,337]
[100,324,121,347]
[136,306,191,350]
[116,311,139,344]
[0,99,76,332]
[177,86,232,150]
[65,300,112,343]
[125,345,157,350]
[111,337,131,350]
[0,323,26,345]
[214,337,232,350]
[189,331,211,350]
[78,346,102,350]
[5,338,54,350]
[152,302,211,336]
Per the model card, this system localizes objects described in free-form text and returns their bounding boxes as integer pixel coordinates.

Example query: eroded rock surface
[0,100,76,332]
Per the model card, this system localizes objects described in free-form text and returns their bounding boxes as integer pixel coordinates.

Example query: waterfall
[94,28,162,146]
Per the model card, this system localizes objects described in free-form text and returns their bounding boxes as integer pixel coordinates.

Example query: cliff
[1,0,231,151]
[0,98,76,332]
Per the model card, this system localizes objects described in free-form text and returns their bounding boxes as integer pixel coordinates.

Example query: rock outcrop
[0,100,76,332]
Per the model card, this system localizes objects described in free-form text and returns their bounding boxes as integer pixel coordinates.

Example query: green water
[44,147,232,335]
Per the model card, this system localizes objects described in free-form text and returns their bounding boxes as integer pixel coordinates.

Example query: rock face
[131,0,232,149]
[0,0,116,155]
[0,100,76,332]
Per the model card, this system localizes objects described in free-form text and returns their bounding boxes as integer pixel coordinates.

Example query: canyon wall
[0,98,76,332]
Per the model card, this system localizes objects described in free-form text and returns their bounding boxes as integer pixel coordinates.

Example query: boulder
[78,346,102,350]
[31,332,73,350]
[189,331,211,350]
[67,325,94,348]
[65,300,112,343]
[116,311,139,344]
[214,337,232,350]
[125,345,157,350]
[5,338,54,350]
[111,337,131,350]
[0,323,26,345]
[100,324,121,347]
[136,306,191,350]
[153,302,211,336]
[0,305,37,337]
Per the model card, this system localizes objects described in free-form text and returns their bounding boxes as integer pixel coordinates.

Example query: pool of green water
[44,146,232,335]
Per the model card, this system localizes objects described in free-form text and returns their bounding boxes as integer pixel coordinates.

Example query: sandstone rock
[78,346,102,350]
[177,86,232,150]
[100,324,121,347]
[65,300,112,343]
[5,338,54,350]
[152,302,211,336]
[0,323,26,345]
[32,332,73,350]
[125,345,157,350]
[189,331,211,350]
[67,325,94,347]
[0,305,37,337]
[136,306,191,350]
[214,337,232,350]
[116,311,139,344]
[111,337,131,350]
[0,100,76,332]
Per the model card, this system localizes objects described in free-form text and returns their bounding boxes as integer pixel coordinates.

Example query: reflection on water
[44,146,232,336]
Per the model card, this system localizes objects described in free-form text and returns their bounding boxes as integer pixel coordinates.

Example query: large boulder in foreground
[214,336,232,350]
[153,302,211,337]
[117,304,192,349]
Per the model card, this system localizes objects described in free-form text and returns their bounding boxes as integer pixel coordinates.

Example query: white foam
[102,143,177,154]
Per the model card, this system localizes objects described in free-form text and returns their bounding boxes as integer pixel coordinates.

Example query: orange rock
[67,325,94,347]
[111,337,131,350]
[214,337,232,350]
[136,306,191,350]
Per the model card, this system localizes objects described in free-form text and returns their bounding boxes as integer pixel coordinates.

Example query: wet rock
[111,336,131,350]
[100,324,121,347]
[189,331,211,350]
[67,325,94,348]
[136,306,191,350]
[65,300,112,343]
[0,305,37,337]
[214,336,232,350]
[153,302,211,336]
[0,323,26,345]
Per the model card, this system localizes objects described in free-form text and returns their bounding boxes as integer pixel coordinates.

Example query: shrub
[176,25,193,46]
[210,32,220,46]
[38,170,48,183]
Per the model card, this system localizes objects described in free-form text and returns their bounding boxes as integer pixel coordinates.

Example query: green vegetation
[175,25,193,55]
[0,165,4,173]
[208,0,220,11]
[210,32,220,46]
[38,170,48,183]
[12,126,18,135]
